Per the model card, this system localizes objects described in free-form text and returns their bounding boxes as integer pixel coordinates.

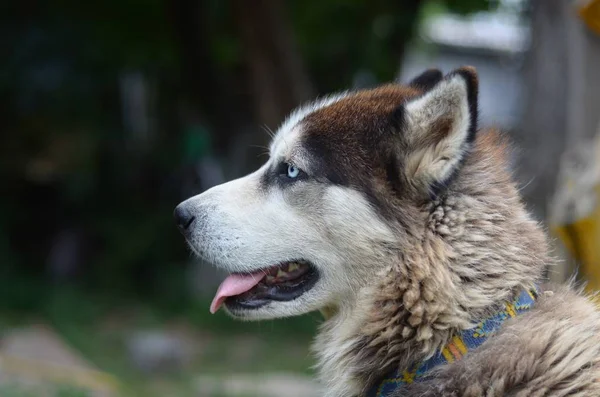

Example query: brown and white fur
[175,67,600,396]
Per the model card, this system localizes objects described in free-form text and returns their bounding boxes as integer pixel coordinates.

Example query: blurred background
[1,0,600,395]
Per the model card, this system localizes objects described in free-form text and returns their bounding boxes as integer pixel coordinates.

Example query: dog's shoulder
[398,283,600,396]
[533,282,600,327]
[511,282,600,363]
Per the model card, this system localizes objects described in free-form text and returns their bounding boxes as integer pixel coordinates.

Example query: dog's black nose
[173,204,196,234]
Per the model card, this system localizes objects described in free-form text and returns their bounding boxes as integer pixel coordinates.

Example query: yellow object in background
[550,130,600,298]
[553,2,600,298]
[553,186,600,295]
[579,0,600,35]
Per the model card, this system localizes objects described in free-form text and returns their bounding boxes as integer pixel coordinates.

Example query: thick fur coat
[175,67,600,396]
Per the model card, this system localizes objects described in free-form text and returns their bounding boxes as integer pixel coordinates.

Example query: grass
[0,384,91,397]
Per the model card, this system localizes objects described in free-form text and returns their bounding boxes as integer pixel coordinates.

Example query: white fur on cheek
[321,187,396,248]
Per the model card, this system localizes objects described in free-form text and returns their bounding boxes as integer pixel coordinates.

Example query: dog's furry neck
[312,131,549,397]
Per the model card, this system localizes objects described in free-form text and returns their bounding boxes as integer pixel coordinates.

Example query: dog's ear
[401,66,479,195]
[408,68,443,91]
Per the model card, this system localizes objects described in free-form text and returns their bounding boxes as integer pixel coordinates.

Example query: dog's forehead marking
[270,92,350,156]
[302,85,420,137]
[267,85,422,189]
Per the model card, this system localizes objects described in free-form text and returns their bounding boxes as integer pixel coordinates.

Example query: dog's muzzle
[173,202,196,237]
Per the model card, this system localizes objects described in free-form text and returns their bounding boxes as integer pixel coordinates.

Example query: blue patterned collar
[367,287,539,397]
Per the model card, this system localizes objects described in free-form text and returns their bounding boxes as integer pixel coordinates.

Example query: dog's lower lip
[225,261,319,310]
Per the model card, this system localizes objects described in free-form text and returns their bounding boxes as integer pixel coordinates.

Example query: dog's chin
[223,291,322,320]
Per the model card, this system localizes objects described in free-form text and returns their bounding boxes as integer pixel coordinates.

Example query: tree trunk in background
[169,0,315,295]
[168,0,246,158]
[379,0,421,85]
[520,0,600,283]
[232,0,314,170]
[565,3,600,146]
[552,1,600,284]
[517,0,569,221]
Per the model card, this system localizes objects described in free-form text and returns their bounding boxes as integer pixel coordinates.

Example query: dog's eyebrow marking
[270,124,301,160]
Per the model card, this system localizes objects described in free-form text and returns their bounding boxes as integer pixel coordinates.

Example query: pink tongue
[210,271,266,314]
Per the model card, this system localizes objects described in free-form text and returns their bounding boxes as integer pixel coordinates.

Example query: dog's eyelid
[274,161,309,184]
[276,159,305,173]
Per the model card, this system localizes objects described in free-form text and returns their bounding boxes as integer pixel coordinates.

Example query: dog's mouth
[209,260,319,313]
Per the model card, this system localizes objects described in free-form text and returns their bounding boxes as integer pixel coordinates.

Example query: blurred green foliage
[0,1,495,393]
[0,0,490,313]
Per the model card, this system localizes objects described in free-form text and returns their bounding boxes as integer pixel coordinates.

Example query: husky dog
[174,67,600,396]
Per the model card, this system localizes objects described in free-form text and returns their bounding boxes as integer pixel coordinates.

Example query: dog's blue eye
[287,164,300,178]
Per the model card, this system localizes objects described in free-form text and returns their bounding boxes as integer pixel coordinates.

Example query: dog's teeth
[288,263,299,272]
[265,275,275,284]
[277,269,287,278]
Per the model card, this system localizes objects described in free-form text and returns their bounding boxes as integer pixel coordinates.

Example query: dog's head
[174,67,479,320]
